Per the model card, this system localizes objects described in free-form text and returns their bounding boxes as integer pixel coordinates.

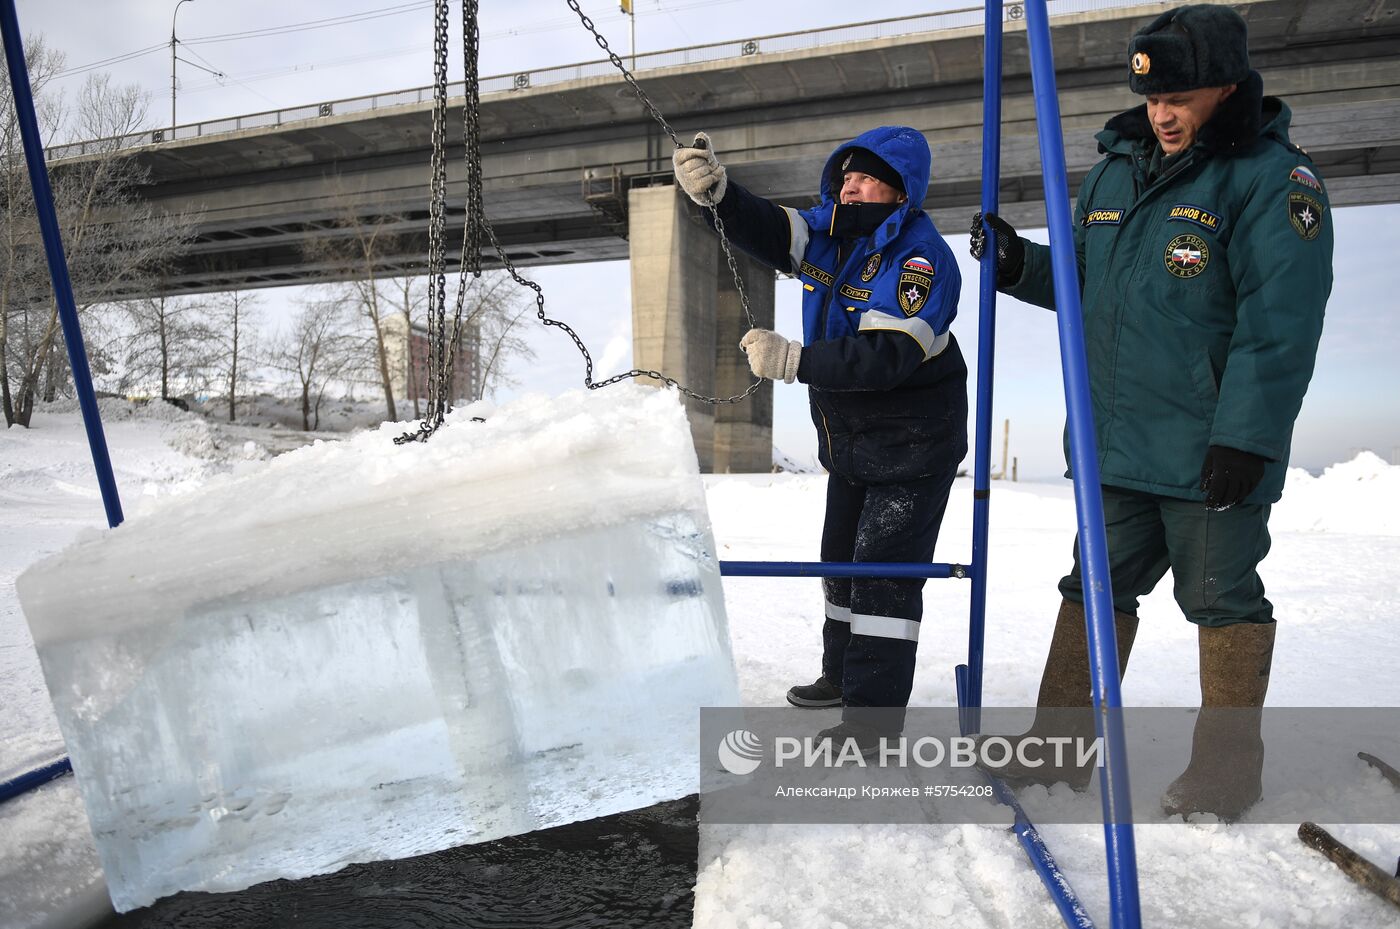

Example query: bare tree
[276,297,356,431]
[113,293,212,400]
[302,199,407,421]
[2,46,195,426]
[207,289,260,422]
[1,36,64,426]
[472,295,535,401]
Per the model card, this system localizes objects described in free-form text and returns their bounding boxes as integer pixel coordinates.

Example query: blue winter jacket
[712,126,968,484]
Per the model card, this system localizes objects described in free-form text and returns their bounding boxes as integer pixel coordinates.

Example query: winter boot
[1161,621,1275,821]
[983,598,1138,790]
[787,675,843,708]
[816,719,884,759]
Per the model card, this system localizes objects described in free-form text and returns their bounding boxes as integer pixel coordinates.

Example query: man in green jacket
[969,4,1333,819]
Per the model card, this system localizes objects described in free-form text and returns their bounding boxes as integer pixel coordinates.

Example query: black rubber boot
[1161,621,1275,821]
[984,598,1138,790]
[786,675,843,708]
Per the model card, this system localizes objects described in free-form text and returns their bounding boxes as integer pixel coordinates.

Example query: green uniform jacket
[1005,74,1333,503]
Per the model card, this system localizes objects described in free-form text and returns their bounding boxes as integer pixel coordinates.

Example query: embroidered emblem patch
[841,152,853,171]
[897,272,931,317]
[902,256,934,273]
[1083,209,1123,226]
[1289,165,1323,192]
[1164,233,1209,278]
[861,253,882,282]
[1288,192,1324,241]
[1131,51,1151,75]
[1167,204,1222,233]
[839,283,873,302]
[799,260,834,288]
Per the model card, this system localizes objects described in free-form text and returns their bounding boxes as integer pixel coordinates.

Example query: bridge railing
[44,0,1156,161]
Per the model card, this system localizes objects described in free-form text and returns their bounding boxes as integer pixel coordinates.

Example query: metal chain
[401,0,766,445]
[396,0,455,444]
[563,0,759,345]
[479,213,763,404]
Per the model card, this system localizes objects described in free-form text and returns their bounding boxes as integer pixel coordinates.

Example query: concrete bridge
[49,0,1400,470]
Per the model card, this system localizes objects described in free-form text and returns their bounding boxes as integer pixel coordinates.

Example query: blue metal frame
[725,4,1142,926]
[956,0,1006,743]
[1022,1,1141,926]
[0,13,1142,929]
[1,0,124,807]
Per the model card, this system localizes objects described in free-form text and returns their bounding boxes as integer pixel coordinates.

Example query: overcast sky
[12,0,1399,475]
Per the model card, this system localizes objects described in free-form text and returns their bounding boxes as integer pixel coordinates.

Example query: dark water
[104,796,698,929]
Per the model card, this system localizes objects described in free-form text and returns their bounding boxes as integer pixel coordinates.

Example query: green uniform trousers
[1058,484,1274,627]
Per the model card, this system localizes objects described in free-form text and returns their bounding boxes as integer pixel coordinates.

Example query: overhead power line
[55,43,166,80]
[182,1,434,47]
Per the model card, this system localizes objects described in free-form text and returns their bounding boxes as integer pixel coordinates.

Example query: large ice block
[16,387,740,912]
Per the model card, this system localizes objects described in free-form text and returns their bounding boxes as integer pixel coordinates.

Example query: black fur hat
[834,147,905,194]
[1127,4,1250,94]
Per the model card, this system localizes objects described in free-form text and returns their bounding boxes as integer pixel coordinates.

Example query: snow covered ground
[3,398,1399,928]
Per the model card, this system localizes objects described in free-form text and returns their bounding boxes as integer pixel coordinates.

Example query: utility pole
[621,0,635,69]
[170,0,195,135]
[1000,418,1010,481]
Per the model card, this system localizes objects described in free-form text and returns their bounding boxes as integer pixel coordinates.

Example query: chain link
[397,0,458,445]
[563,0,758,338]
[400,0,766,443]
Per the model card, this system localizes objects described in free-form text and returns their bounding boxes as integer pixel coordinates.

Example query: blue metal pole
[719,561,962,579]
[0,0,123,529]
[1022,2,1141,927]
[956,0,1006,740]
[960,6,1101,927]
[0,757,72,804]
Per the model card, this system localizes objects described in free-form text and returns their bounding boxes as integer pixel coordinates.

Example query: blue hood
[817,125,933,251]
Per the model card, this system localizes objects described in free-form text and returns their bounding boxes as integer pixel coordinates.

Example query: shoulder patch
[1289,165,1323,193]
[1167,204,1222,233]
[860,253,882,282]
[799,260,834,288]
[897,272,932,317]
[1083,209,1123,226]
[902,256,934,274]
[1288,192,1325,241]
[839,283,873,302]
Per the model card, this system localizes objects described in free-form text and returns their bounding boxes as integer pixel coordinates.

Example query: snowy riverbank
[3,399,1398,928]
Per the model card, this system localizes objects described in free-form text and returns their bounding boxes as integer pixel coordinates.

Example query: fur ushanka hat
[1127,4,1251,95]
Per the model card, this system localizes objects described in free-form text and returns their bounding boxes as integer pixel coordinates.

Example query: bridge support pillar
[713,246,774,473]
[628,184,774,473]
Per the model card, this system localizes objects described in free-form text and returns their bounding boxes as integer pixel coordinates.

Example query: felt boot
[1161,621,1275,821]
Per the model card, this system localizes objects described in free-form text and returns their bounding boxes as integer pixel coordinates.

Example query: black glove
[968,211,1025,285]
[1199,445,1268,510]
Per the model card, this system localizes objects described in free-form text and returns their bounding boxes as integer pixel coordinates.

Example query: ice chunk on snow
[17,386,740,911]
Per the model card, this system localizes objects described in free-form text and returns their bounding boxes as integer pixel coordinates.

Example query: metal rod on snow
[0,1,123,530]
[957,0,1006,740]
[0,757,72,804]
[1022,2,1141,927]
[720,561,963,579]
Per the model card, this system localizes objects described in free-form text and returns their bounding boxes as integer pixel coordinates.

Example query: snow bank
[1273,452,1400,535]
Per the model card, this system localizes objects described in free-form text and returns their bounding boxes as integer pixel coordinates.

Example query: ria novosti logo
[717,729,764,775]
[714,729,1106,772]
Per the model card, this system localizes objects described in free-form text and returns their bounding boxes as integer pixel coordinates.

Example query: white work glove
[739,328,801,384]
[672,131,728,206]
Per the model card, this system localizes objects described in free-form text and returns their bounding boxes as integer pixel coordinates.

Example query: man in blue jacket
[674,126,968,747]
